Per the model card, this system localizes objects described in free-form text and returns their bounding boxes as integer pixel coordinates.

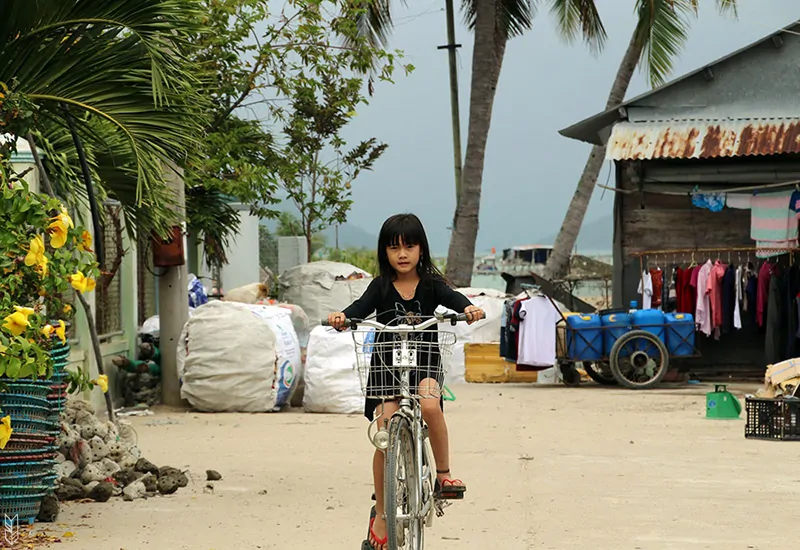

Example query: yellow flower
[63,304,72,315]
[47,207,74,249]
[41,324,54,338]
[94,374,108,393]
[24,234,45,268]
[55,320,66,344]
[77,230,93,252]
[70,272,88,293]
[3,306,34,336]
[0,416,12,450]
[48,219,68,249]
[35,255,48,278]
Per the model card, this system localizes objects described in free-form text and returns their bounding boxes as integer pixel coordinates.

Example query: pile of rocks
[53,399,196,504]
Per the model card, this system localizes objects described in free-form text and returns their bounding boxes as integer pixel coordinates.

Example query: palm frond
[634,0,697,87]
[0,0,210,218]
[715,0,738,16]
[462,0,536,39]
[546,0,607,54]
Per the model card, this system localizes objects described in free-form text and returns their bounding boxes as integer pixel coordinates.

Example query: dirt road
[48,383,797,550]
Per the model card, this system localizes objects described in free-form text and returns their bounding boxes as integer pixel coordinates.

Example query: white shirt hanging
[637,271,653,309]
[517,297,562,367]
[734,266,742,330]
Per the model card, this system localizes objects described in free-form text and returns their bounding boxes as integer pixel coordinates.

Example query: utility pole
[437,0,463,205]
[158,164,189,407]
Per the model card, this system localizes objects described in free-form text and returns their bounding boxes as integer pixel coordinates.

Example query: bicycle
[322,311,472,550]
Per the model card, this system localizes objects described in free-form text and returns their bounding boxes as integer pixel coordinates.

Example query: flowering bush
[0,181,100,380]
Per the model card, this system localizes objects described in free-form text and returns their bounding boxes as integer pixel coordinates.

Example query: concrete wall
[219,205,261,291]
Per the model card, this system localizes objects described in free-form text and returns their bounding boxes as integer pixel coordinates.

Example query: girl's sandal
[361,513,388,550]
[434,469,466,500]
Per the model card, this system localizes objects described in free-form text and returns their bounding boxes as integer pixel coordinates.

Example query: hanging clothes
[695,261,713,337]
[650,268,664,308]
[734,265,743,330]
[751,190,798,256]
[726,193,753,209]
[744,263,758,320]
[765,270,787,365]
[757,261,775,328]
[721,264,736,334]
[786,264,800,359]
[516,296,562,368]
[638,270,653,309]
[500,298,514,358]
[676,267,696,314]
[505,297,527,362]
[707,261,727,330]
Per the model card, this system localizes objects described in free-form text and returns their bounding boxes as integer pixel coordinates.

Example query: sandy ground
[34,382,800,550]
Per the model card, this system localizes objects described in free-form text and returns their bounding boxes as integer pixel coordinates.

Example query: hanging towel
[750,190,797,257]
[726,193,752,209]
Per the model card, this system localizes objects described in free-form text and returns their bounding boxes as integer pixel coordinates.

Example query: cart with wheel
[555,307,701,390]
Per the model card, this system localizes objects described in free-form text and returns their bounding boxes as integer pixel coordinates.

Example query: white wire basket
[351,328,457,400]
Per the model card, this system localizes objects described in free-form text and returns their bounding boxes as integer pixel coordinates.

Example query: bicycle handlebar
[321,312,477,331]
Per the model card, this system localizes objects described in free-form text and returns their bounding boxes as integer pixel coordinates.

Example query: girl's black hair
[377,213,445,284]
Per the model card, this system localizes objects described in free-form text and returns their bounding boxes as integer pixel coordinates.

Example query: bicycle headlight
[373,429,390,450]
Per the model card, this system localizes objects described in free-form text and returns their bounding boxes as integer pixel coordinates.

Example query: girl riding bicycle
[328,213,484,550]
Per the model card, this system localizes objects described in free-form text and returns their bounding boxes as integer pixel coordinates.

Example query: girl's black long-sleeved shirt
[342,276,473,323]
[342,275,473,420]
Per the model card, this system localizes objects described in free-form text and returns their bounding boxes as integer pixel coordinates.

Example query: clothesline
[630,246,800,257]
[598,179,800,196]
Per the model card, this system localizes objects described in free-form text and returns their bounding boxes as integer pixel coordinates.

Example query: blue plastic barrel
[664,312,695,357]
[632,309,666,345]
[601,312,631,354]
[566,314,603,361]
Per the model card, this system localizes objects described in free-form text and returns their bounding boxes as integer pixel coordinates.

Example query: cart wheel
[581,361,617,386]
[608,330,669,390]
[560,363,581,387]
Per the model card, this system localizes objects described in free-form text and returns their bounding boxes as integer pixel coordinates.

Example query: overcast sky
[332,0,799,255]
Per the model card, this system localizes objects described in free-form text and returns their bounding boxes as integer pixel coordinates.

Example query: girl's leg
[370,400,398,549]
[418,379,464,492]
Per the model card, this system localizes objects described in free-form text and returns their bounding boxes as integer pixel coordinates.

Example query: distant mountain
[321,223,377,249]
[538,215,613,254]
[259,217,377,250]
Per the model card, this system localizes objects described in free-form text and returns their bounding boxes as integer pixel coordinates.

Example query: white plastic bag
[243,305,302,409]
[180,301,278,412]
[437,288,509,384]
[303,325,367,414]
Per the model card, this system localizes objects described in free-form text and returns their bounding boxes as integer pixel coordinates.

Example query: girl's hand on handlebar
[328,312,347,331]
[464,305,484,325]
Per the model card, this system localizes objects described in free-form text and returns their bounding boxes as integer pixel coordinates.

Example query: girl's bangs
[383,216,424,248]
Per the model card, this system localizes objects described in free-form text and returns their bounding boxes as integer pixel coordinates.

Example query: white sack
[179,301,278,412]
[280,261,372,407]
[438,287,510,385]
[279,261,372,329]
[244,305,302,408]
[303,325,367,415]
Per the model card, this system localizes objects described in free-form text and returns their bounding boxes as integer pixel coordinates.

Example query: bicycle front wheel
[385,415,424,550]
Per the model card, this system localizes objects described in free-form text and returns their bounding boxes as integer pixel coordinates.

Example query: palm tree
[0,0,209,236]
[542,0,738,281]
[353,0,607,287]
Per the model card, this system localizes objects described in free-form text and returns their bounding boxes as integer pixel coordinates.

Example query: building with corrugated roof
[560,20,800,375]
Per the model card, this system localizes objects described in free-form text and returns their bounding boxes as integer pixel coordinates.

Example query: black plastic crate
[745,397,800,441]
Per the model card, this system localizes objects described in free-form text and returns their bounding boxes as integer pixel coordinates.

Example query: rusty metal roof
[606,118,800,161]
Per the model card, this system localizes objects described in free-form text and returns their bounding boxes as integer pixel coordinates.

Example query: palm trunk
[445,0,507,287]
[542,29,644,281]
